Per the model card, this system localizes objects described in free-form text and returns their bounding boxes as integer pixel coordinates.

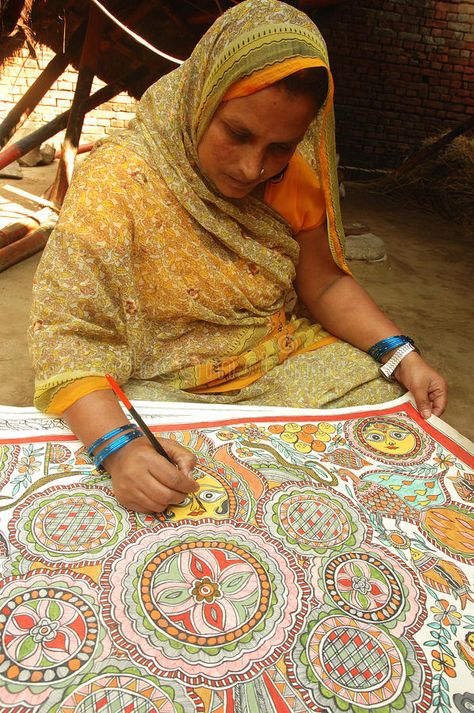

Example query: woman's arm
[63,390,198,513]
[294,223,447,418]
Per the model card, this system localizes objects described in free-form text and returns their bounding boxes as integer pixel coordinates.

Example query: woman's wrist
[392,350,423,381]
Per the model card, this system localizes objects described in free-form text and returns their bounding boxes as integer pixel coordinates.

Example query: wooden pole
[0,24,87,149]
[48,6,104,206]
[55,142,95,159]
[0,217,39,248]
[0,224,52,272]
[0,69,142,172]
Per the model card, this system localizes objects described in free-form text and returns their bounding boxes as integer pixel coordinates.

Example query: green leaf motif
[17,636,37,662]
[220,571,255,595]
[47,601,62,621]
[155,587,191,606]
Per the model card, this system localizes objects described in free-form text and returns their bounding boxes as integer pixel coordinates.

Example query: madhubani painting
[0,395,473,713]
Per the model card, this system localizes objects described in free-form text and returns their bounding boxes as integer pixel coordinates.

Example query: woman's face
[197,85,318,198]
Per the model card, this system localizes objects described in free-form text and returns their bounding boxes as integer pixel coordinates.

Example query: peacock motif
[340,468,474,561]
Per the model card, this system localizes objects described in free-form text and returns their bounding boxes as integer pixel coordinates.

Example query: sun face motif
[361,423,417,456]
[164,472,229,521]
[344,415,434,465]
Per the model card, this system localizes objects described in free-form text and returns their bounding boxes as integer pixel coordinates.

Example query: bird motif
[408,542,474,610]
[455,632,474,671]
[321,448,370,470]
[449,470,474,503]
[339,468,474,561]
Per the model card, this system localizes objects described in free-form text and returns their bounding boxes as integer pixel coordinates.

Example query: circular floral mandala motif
[142,542,268,645]
[100,522,310,685]
[344,415,434,465]
[256,483,365,556]
[9,485,130,565]
[323,552,404,622]
[0,570,111,707]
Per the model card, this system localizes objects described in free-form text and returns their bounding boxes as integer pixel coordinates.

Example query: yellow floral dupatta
[30,0,349,411]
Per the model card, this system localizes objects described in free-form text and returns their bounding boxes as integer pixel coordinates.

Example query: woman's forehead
[216,86,317,141]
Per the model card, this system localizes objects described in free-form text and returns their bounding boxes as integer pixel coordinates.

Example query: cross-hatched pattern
[321,627,389,689]
[43,501,108,546]
[79,689,155,713]
[287,500,341,542]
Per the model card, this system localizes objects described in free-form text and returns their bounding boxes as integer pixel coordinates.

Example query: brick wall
[317,0,473,169]
[0,45,137,150]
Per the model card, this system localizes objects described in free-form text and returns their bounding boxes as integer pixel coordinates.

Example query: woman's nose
[238,149,264,181]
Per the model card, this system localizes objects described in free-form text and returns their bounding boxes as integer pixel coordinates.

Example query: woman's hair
[275,68,328,110]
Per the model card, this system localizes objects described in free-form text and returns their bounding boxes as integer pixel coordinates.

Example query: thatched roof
[1,1,343,98]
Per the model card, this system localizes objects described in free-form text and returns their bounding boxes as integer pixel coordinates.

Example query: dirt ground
[1,162,473,440]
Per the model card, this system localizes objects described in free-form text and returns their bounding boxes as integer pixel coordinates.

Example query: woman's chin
[217,175,255,199]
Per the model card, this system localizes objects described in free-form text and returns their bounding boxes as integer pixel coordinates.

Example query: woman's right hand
[101,435,199,513]
[63,390,199,513]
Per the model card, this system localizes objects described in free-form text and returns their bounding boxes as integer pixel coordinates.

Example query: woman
[29,0,447,513]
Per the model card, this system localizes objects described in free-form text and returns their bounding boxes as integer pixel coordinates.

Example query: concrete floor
[0,164,473,440]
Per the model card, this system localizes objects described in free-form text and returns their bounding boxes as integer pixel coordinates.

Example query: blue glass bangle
[87,424,136,458]
[94,428,143,470]
[368,335,415,363]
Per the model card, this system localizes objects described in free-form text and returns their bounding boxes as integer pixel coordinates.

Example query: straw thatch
[0,1,336,97]
[373,135,474,230]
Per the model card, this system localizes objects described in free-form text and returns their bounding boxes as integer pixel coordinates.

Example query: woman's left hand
[393,351,448,419]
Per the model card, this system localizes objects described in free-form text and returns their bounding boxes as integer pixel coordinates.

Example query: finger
[116,479,179,514]
[140,468,194,507]
[429,381,448,417]
[410,383,432,420]
[111,469,182,513]
[154,441,199,492]
[158,437,197,473]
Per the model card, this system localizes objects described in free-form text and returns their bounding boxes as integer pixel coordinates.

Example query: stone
[344,222,371,236]
[0,161,23,179]
[18,145,42,167]
[39,143,56,165]
[345,232,386,262]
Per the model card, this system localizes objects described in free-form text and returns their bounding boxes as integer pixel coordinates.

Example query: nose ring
[259,167,265,176]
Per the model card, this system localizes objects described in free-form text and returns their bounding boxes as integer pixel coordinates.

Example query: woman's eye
[270,143,292,153]
[227,126,248,141]
[199,490,222,502]
[390,431,406,440]
[366,432,384,442]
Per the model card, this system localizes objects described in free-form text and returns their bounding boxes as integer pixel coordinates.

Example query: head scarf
[109,0,348,273]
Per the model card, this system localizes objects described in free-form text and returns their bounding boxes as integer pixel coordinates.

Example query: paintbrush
[105,373,174,464]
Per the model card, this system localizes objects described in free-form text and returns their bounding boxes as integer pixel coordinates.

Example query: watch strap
[380,343,416,381]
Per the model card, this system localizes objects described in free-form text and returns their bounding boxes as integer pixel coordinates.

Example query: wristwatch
[380,343,416,381]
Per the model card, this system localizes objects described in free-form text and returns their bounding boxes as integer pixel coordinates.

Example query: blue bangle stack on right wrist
[87,424,143,472]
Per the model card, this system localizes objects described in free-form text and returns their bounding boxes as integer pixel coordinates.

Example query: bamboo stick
[2,184,58,210]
